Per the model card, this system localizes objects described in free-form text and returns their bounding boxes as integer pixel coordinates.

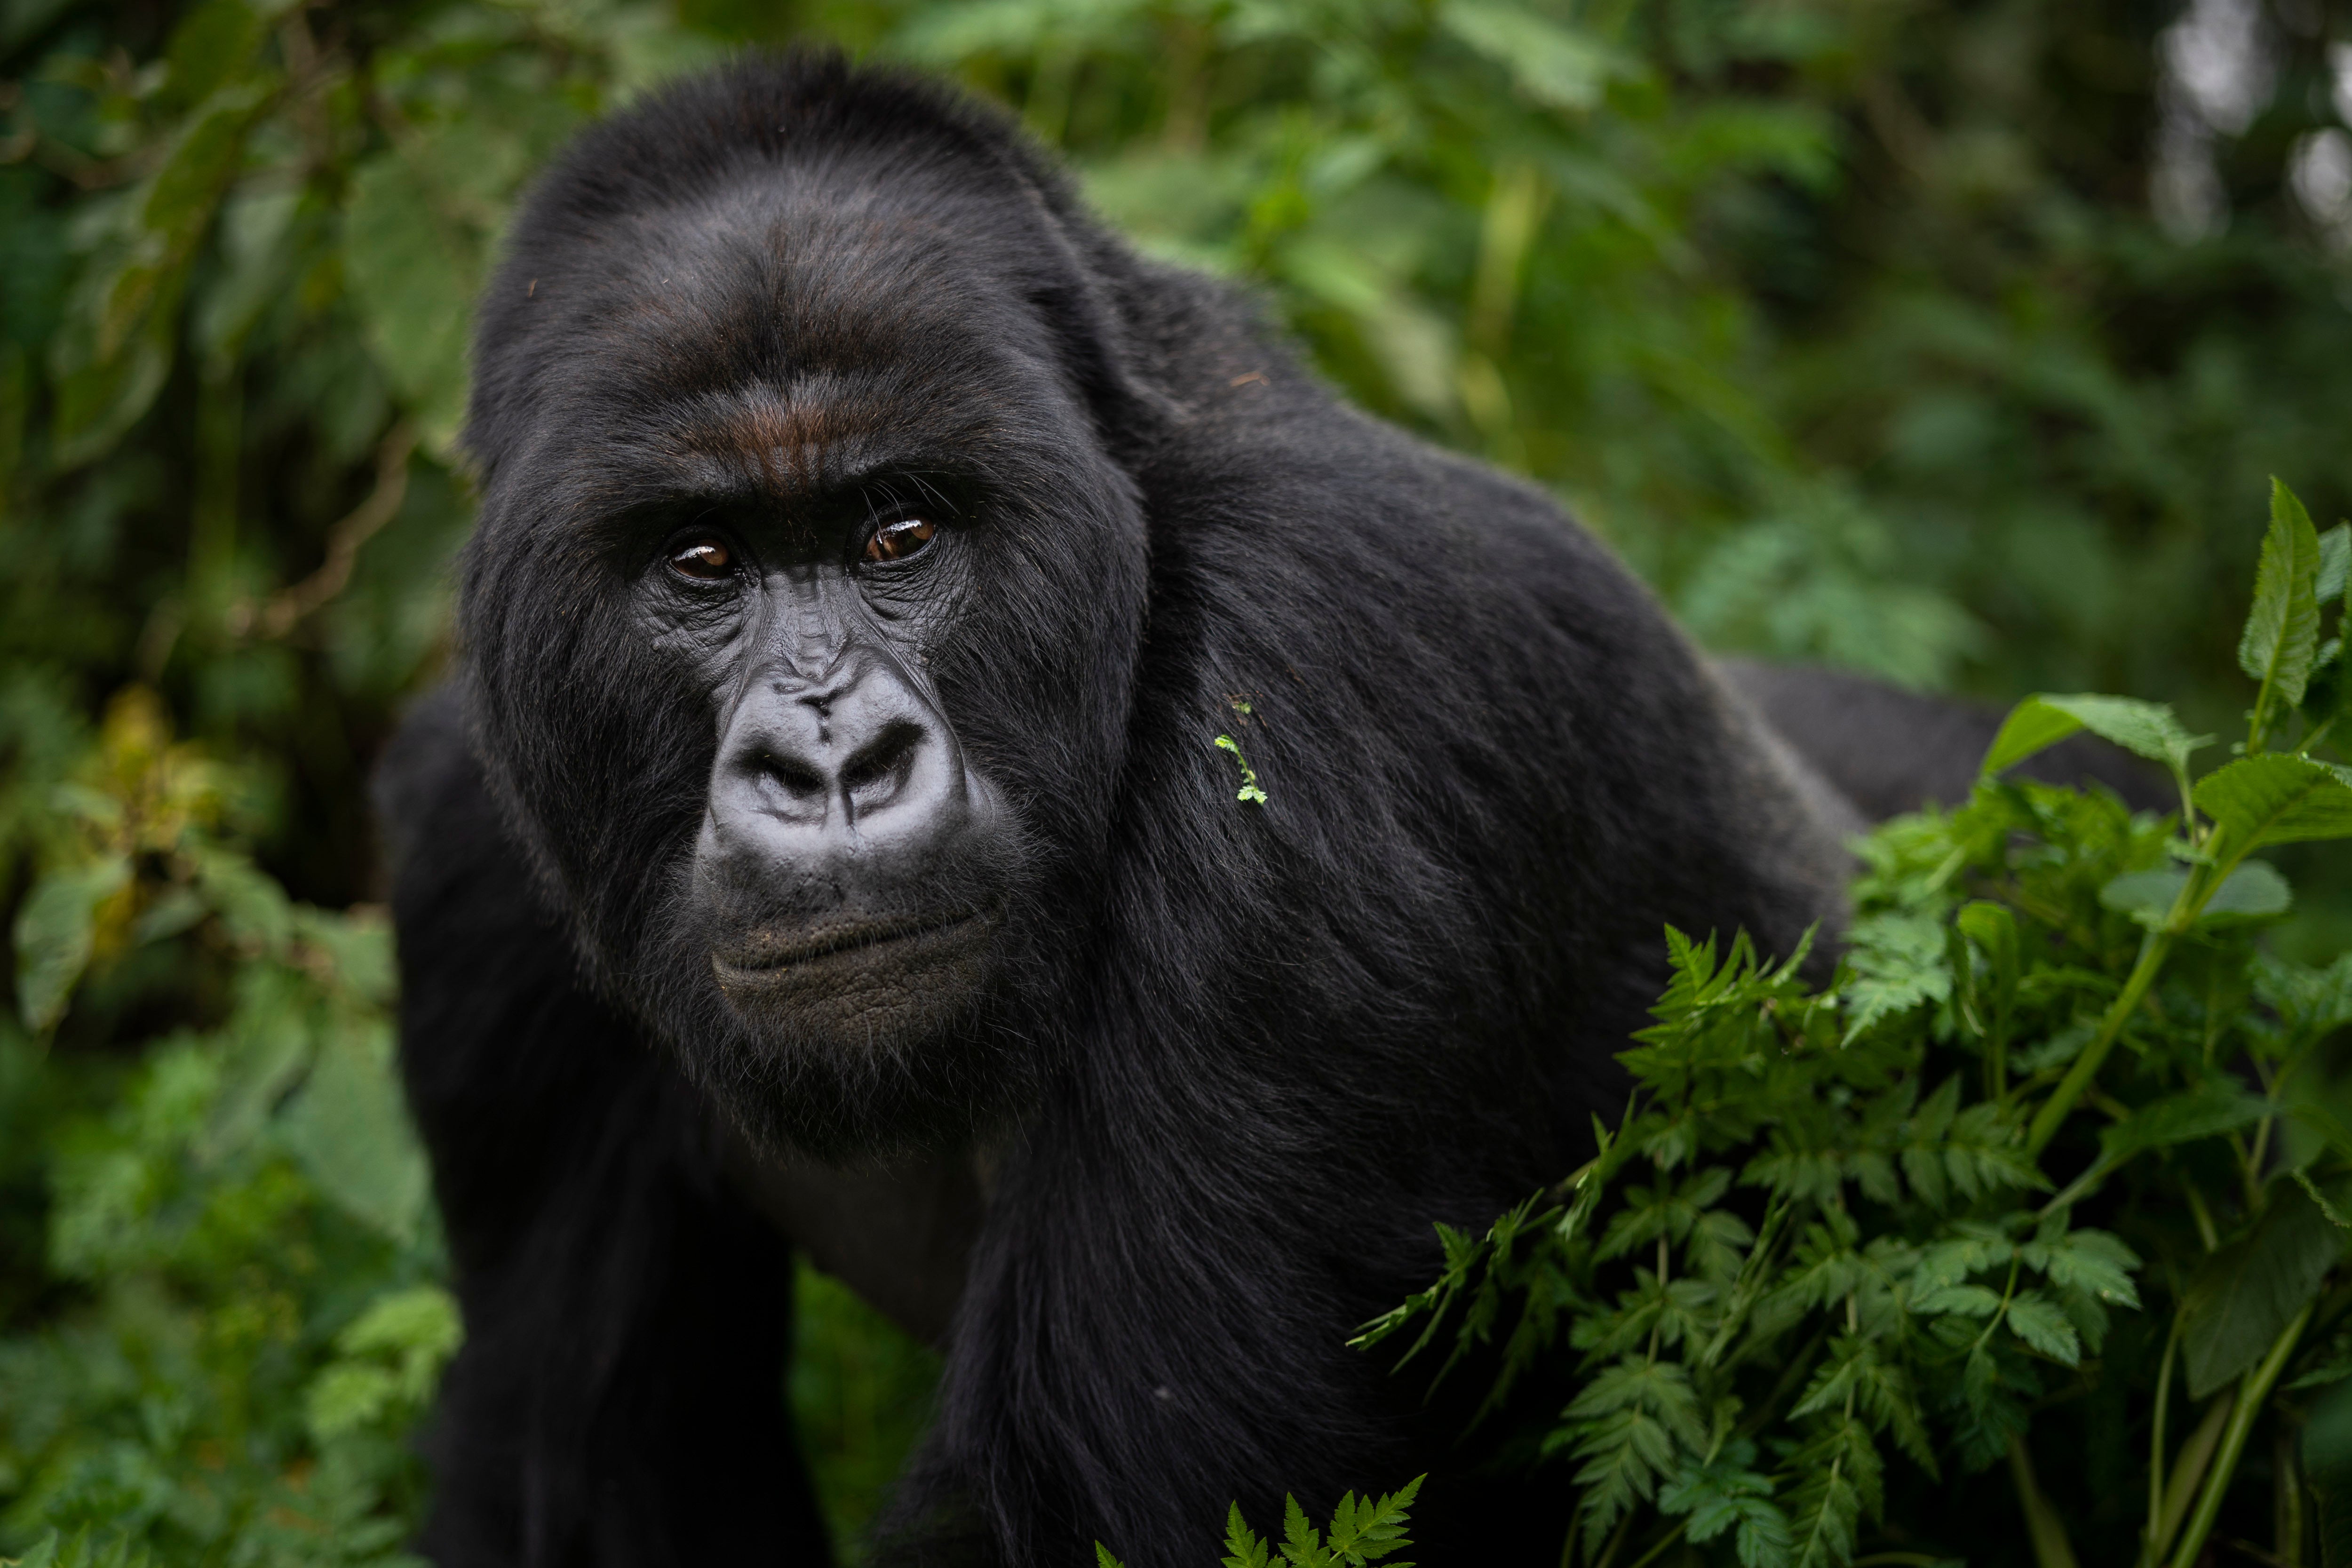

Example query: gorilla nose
[708,666,966,851]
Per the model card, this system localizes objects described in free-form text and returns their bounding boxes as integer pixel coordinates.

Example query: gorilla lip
[712,909,987,978]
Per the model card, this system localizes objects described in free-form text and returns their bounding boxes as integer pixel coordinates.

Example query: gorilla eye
[667,536,736,581]
[865,517,936,565]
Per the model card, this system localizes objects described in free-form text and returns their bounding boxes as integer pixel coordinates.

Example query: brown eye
[865,517,936,564]
[668,537,734,580]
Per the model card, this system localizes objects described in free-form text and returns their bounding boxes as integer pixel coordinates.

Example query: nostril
[840,719,925,811]
[746,748,828,801]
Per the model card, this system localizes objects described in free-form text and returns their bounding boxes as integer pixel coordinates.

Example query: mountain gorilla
[378,52,2086,1568]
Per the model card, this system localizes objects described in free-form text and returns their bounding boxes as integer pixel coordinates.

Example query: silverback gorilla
[376,52,2127,1568]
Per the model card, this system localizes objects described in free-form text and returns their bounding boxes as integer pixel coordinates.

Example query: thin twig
[240,419,418,639]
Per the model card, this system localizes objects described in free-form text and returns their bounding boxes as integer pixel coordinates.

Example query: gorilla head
[456,64,1156,1157]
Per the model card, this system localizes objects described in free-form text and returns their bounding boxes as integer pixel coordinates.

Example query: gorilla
[376,52,2144,1568]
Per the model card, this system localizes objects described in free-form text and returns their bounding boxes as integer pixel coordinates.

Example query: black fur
[382,53,1943,1568]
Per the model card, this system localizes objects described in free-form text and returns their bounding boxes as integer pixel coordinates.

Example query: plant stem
[2146,1316,2182,1567]
[2029,846,2232,1158]
[2277,1427,2306,1567]
[1620,1521,1688,1568]
[2011,1433,2082,1568]
[2027,929,2173,1156]
[2151,1389,2238,1567]
[2166,1301,2316,1568]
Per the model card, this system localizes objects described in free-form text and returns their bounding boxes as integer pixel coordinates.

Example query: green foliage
[788,1264,945,1555]
[1364,479,2352,1568]
[0,689,449,1561]
[1094,1477,1423,1568]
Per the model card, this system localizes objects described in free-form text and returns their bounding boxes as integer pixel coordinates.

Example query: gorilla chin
[708,907,998,1055]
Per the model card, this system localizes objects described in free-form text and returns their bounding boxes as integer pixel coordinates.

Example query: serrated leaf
[2319,523,2352,608]
[1792,1336,1936,1471]
[1912,1228,2015,1294]
[1660,1445,1791,1568]
[1914,1283,2003,1317]
[1785,1418,1877,1568]
[1282,1493,1320,1565]
[2195,755,2352,854]
[2098,1080,2270,1165]
[2241,478,2326,711]
[2181,1182,2344,1398]
[2005,1291,2082,1365]
[1223,1502,1272,1568]
[1980,692,2209,780]
[1841,910,1951,1041]
[1324,1476,1421,1563]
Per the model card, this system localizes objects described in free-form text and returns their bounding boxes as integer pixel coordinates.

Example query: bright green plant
[1365,478,2352,1568]
[1095,1477,1424,1568]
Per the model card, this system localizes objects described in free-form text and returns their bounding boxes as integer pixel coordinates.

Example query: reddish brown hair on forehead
[695,385,861,494]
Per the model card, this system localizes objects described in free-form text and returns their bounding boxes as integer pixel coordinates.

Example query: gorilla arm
[379,689,833,1566]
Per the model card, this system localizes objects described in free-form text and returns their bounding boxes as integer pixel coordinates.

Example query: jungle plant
[1365,478,2352,1568]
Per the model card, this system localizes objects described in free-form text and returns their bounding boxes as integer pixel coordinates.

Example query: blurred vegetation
[0,0,2347,1560]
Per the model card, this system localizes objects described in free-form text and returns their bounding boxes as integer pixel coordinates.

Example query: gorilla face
[458,168,1154,1159]
[642,489,1015,1055]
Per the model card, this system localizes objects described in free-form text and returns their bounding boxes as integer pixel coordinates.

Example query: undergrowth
[1354,478,2352,1566]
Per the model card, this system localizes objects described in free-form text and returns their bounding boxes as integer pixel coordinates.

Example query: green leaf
[48,286,177,470]
[2098,860,2291,927]
[161,0,270,111]
[2194,755,2352,856]
[2097,1081,2269,1166]
[1323,1476,1421,1564]
[278,1018,429,1242]
[1660,1443,1791,1568]
[197,964,315,1162]
[1222,1502,1272,1568]
[2241,478,2327,717]
[0,1533,150,1568]
[2004,1290,2082,1365]
[2318,522,2352,608]
[1557,1357,1709,1548]
[1438,1,1630,111]
[1840,910,1951,1041]
[1792,1335,1936,1471]
[2180,1182,2345,1398]
[342,149,483,453]
[1913,1283,2002,1317]
[1955,900,2020,1022]
[1979,692,2210,782]
[1784,1417,1878,1568]
[13,855,131,1032]
[1281,1492,1328,1568]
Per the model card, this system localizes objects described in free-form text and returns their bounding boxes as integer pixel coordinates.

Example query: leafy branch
[1362,478,2352,1568]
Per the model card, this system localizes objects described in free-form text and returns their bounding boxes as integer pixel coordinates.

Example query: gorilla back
[384,52,1858,1568]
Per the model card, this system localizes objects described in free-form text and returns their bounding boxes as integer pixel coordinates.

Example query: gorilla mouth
[712,909,988,979]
